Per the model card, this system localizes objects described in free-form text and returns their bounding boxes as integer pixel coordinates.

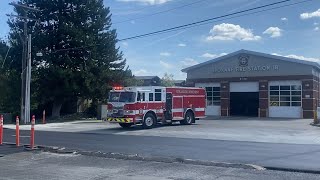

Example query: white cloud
[314,22,319,26]
[201,52,227,59]
[281,17,288,21]
[314,27,319,31]
[121,42,129,46]
[201,53,217,58]
[180,58,199,68]
[206,23,261,41]
[178,43,186,47]
[117,0,172,5]
[300,9,320,19]
[159,60,173,69]
[272,53,320,62]
[176,72,187,80]
[263,27,283,38]
[160,52,171,56]
[133,69,148,76]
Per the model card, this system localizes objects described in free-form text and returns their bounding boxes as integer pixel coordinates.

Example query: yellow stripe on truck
[107,118,132,123]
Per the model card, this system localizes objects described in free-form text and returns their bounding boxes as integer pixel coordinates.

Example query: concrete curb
[2,142,41,151]
[310,122,320,127]
[35,144,263,170]
[265,166,320,175]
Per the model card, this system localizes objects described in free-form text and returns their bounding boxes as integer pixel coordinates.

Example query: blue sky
[1,0,320,79]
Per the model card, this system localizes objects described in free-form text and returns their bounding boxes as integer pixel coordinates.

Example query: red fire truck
[105,86,206,128]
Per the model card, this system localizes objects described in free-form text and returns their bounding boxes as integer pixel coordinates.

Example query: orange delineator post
[16,116,20,147]
[30,115,35,149]
[0,115,3,145]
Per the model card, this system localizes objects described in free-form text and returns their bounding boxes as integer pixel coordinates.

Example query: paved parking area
[1,150,319,180]
[3,117,320,144]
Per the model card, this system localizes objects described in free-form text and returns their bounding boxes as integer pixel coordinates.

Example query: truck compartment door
[165,93,173,120]
[172,96,183,118]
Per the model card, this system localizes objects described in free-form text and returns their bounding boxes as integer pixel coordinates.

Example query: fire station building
[182,49,320,118]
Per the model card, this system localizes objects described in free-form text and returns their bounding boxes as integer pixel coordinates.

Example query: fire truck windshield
[109,92,136,103]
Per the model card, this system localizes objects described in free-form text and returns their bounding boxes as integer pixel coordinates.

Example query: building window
[205,87,220,106]
[137,92,146,101]
[155,89,162,101]
[269,85,302,107]
[149,93,154,101]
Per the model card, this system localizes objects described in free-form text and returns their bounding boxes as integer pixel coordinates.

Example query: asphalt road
[3,128,320,172]
[1,150,319,180]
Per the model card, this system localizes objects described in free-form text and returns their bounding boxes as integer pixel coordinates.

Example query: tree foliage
[8,0,132,117]
[161,73,175,87]
[0,40,21,115]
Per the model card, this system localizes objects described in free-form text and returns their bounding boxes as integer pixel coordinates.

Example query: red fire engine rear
[105,86,206,129]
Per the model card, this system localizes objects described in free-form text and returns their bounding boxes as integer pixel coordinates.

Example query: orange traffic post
[0,114,3,145]
[30,115,35,149]
[42,110,46,124]
[16,116,20,147]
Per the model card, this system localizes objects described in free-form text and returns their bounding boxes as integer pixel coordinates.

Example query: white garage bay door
[195,83,220,116]
[268,81,302,118]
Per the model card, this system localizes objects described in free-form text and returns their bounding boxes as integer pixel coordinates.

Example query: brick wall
[220,81,230,116]
[259,81,268,117]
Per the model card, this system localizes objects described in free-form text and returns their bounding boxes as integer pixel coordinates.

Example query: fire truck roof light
[113,86,124,90]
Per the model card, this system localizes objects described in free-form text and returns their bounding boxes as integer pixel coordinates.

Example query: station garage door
[268,81,302,118]
[230,82,259,117]
[195,83,221,116]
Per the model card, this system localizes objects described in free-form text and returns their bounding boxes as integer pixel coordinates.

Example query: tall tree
[161,73,175,87]
[0,40,20,114]
[8,0,131,118]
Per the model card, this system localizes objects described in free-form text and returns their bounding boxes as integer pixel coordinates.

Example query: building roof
[173,80,185,83]
[134,76,160,80]
[181,49,320,72]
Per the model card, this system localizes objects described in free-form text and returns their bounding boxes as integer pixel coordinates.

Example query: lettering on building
[213,65,279,73]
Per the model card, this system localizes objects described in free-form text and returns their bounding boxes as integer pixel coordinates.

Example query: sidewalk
[3,120,104,131]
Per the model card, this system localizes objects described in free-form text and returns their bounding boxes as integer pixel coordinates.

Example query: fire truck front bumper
[106,117,133,123]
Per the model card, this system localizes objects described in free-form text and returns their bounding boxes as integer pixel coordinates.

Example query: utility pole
[8,2,39,124]
[25,34,31,124]
[21,10,27,124]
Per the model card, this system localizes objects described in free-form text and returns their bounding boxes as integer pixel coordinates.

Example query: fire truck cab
[105,86,206,129]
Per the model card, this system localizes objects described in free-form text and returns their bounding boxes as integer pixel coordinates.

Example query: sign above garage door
[230,82,259,92]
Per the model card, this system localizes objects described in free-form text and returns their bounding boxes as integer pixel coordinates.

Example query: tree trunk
[52,98,63,119]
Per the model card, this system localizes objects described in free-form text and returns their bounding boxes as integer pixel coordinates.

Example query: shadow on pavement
[72,121,104,124]
[80,123,199,134]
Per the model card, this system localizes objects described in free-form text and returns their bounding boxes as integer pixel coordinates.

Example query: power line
[111,0,185,17]
[120,0,312,41]
[50,0,311,53]
[118,0,294,41]
[113,0,208,24]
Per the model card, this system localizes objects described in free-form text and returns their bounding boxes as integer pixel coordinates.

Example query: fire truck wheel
[119,123,132,128]
[181,111,194,125]
[143,114,156,129]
